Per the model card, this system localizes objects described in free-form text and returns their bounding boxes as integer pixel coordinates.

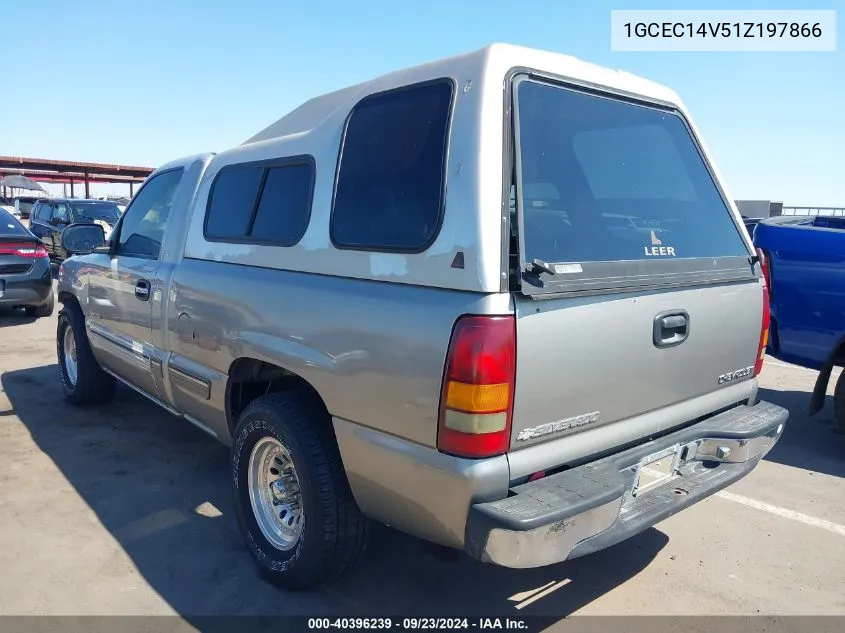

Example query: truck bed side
[164,258,512,447]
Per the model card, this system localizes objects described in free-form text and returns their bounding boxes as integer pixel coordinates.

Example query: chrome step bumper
[465,401,788,568]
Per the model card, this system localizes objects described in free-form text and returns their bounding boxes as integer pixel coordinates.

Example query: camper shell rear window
[511,75,753,295]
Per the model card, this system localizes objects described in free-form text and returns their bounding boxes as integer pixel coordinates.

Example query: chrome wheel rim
[63,326,78,386]
[247,436,304,550]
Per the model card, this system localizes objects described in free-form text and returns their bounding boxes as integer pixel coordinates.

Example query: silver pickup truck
[56,43,788,590]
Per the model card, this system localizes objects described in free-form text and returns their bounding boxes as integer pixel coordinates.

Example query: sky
[2,0,842,205]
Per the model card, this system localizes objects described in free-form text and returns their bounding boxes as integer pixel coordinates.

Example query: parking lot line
[513,579,571,610]
[716,490,845,536]
[764,359,809,370]
[763,358,841,376]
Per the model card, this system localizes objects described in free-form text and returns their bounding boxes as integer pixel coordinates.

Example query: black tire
[231,390,371,590]
[57,302,116,405]
[26,291,54,318]
[833,371,845,434]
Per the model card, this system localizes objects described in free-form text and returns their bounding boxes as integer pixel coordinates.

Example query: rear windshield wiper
[523,258,558,275]
[523,259,585,277]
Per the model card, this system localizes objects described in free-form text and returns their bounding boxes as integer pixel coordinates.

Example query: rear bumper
[0,263,53,307]
[465,400,788,568]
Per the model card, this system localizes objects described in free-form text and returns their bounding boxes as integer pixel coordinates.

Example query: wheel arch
[57,290,80,310]
[224,357,330,436]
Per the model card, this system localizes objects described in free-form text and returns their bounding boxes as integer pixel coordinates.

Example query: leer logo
[644,230,676,257]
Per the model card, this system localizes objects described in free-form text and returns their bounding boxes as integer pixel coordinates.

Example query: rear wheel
[833,371,845,434]
[26,291,54,318]
[230,390,370,589]
[57,303,116,405]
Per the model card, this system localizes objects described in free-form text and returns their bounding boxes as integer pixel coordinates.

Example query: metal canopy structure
[0,155,154,198]
[0,174,46,192]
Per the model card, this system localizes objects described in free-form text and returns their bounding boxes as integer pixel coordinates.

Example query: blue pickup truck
[753,216,845,431]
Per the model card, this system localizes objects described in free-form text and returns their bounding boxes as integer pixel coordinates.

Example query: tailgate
[510,280,763,449]
[507,77,763,452]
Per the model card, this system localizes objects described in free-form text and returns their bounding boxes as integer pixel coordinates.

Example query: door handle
[653,310,690,348]
[135,279,151,301]
[661,315,686,329]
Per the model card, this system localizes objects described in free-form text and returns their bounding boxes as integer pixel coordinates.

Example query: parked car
[55,43,787,589]
[13,196,41,220]
[0,203,21,221]
[0,206,54,317]
[754,215,845,432]
[29,198,122,261]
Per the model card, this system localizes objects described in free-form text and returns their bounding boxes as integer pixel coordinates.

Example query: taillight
[0,242,49,258]
[437,315,516,459]
[754,248,771,377]
[757,248,771,290]
[759,247,774,303]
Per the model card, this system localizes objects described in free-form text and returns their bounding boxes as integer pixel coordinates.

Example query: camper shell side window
[330,78,455,254]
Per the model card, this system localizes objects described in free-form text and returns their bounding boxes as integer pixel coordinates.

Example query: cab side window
[114,168,185,259]
[52,203,70,224]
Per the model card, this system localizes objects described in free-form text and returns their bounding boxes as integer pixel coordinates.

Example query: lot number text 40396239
[307,618,530,630]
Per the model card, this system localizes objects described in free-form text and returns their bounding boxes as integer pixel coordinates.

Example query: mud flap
[810,363,833,417]
[809,333,845,417]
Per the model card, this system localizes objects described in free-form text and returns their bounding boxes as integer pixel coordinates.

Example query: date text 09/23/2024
[307,618,529,630]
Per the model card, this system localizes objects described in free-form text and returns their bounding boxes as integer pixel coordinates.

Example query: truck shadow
[2,364,667,620]
[758,387,845,479]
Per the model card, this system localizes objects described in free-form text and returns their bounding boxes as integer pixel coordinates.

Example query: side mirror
[61,223,107,256]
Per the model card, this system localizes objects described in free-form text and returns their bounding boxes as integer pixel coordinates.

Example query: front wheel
[230,390,370,590]
[57,303,116,405]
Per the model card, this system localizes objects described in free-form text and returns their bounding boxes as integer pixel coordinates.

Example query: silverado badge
[516,411,600,442]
